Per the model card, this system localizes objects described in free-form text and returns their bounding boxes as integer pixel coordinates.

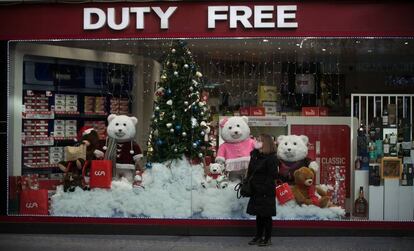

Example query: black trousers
[255,215,272,239]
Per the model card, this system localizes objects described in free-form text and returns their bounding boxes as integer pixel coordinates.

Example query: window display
[7,38,414,222]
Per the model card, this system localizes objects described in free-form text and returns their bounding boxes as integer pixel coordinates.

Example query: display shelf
[22,111,54,120]
[23,164,60,169]
[54,111,80,116]
[23,84,108,95]
[54,112,107,119]
[22,137,54,146]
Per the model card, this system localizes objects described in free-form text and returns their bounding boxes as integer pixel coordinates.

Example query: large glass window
[7,38,414,221]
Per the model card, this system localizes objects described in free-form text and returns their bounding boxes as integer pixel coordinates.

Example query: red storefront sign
[0,2,413,39]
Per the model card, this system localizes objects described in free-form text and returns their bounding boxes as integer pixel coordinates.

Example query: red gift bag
[19,189,49,215]
[90,160,112,189]
[275,183,294,205]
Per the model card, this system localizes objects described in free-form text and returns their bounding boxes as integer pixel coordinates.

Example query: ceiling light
[368,49,372,53]
[263,39,269,42]
[404,41,409,45]
[355,40,361,44]
[296,43,300,47]
[322,48,326,52]
[278,47,281,50]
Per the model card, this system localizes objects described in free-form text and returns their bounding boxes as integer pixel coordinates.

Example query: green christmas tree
[147,40,211,164]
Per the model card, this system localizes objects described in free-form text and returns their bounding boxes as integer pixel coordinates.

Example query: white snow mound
[51,158,344,220]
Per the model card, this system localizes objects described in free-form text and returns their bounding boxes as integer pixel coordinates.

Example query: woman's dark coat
[246,149,279,216]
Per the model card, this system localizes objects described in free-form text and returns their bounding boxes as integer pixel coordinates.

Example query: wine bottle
[354,186,368,217]
[383,135,390,156]
[401,169,408,186]
[382,108,388,126]
[368,141,377,163]
[389,132,397,145]
[408,165,414,186]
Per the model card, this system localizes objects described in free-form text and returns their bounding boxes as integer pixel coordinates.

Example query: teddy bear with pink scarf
[216,116,258,181]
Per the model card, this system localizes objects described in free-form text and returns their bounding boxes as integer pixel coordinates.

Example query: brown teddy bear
[291,167,330,208]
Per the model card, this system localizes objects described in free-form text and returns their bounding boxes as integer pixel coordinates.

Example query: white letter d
[84,8,106,30]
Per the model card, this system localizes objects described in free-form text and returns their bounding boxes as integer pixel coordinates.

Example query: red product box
[239,107,250,116]
[249,106,266,116]
[327,165,347,209]
[302,107,328,116]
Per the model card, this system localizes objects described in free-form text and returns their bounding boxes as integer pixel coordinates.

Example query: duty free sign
[83,5,298,30]
[0,2,413,40]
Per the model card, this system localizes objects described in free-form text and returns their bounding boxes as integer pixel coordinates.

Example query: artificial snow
[51,158,344,220]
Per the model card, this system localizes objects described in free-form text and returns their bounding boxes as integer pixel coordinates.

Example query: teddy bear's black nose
[118,129,123,132]
[287,148,291,151]
[234,131,238,134]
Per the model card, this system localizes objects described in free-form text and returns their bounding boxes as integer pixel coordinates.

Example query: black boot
[258,238,272,246]
[248,236,262,245]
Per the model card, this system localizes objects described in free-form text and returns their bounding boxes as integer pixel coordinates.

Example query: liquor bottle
[369,123,377,141]
[389,132,397,145]
[390,144,398,157]
[398,143,403,158]
[401,169,408,186]
[408,165,414,186]
[368,141,377,163]
[382,108,388,126]
[383,135,390,156]
[355,156,361,170]
[369,164,381,186]
[375,139,383,158]
[354,186,368,217]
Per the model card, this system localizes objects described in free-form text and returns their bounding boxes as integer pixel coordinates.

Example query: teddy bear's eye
[115,123,119,126]
[236,124,240,127]
[293,142,297,145]
[284,142,288,146]
[228,126,232,130]
[123,123,127,126]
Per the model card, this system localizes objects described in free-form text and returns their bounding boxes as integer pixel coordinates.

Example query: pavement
[0,234,414,251]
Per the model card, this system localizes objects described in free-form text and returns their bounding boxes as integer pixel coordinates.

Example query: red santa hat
[76,126,95,142]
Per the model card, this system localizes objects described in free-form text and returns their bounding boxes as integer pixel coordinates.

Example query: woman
[246,134,279,246]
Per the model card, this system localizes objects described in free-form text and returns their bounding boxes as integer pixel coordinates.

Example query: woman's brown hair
[259,133,276,154]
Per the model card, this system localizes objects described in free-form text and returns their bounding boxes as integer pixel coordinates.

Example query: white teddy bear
[201,163,228,189]
[216,116,256,181]
[100,114,143,184]
[276,134,319,185]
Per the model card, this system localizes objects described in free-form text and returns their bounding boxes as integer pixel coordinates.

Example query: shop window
[7,38,414,221]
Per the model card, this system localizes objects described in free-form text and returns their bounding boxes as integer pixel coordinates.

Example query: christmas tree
[147,40,211,164]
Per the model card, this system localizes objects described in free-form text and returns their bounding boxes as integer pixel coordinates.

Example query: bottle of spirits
[355,156,361,170]
[354,186,368,217]
[369,123,377,141]
[368,141,377,163]
[383,135,390,157]
[389,132,397,145]
[382,108,388,126]
[390,144,398,157]
[401,169,408,186]
[408,165,414,186]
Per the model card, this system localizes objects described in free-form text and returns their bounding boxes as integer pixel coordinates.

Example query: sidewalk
[1,234,413,251]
